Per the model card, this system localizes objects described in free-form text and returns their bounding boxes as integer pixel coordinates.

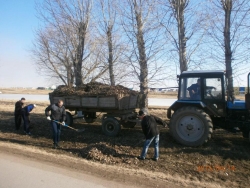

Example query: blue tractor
[167,70,250,146]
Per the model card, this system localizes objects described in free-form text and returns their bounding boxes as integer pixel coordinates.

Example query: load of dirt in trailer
[50,82,139,97]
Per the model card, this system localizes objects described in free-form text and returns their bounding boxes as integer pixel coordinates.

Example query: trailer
[49,92,139,136]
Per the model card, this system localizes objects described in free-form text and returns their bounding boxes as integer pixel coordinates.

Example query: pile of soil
[51,82,138,97]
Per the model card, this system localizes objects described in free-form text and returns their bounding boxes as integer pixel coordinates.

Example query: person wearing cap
[45,99,66,149]
[14,97,26,130]
[137,109,167,161]
[22,104,36,135]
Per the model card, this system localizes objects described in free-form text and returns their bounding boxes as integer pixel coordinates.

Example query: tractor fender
[167,100,206,119]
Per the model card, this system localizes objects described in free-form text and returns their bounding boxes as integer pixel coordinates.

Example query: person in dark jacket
[137,109,167,161]
[45,99,66,149]
[14,97,25,130]
[22,104,36,135]
[187,78,201,99]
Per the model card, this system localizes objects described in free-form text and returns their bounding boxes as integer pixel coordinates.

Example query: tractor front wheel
[169,106,213,147]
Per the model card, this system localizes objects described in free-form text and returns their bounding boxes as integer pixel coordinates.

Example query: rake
[52,120,85,133]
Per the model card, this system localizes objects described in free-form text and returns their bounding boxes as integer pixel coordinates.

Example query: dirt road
[0,142,181,188]
[0,146,139,188]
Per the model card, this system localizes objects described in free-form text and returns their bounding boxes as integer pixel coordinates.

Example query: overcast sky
[0,0,51,88]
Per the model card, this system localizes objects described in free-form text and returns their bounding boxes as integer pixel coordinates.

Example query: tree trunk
[107,27,115,86]
[135,2,148,108]
[178,2,187,72]
[74,21,87,86]
[74,60,83,86]
[223,0,234,100]
[171,0,188,72]
[139,63,148,108]
[67,62,74,87]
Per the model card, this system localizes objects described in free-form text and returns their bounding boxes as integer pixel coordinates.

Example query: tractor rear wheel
[169,106,213,147]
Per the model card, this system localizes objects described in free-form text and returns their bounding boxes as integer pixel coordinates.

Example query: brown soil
[0,87,178,98]
[0,99,250,188]
[52,82,139,96]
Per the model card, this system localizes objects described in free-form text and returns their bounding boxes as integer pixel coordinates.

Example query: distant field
[0,88,245,100]
[0,88,51,95]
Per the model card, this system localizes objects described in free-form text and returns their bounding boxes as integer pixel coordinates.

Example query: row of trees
[31,0,250,107]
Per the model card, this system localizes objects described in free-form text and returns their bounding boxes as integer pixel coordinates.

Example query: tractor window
[179,77,201,100]
[204,78,222,99]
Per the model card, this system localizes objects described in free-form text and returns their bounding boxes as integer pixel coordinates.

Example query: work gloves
[61,121,65,126]
[47,116,51,121]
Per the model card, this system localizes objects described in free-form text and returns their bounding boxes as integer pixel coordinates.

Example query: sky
[0,0,249,88]
[0,0,49,88]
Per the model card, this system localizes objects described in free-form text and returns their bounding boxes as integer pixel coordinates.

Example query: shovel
[52,120,85,133]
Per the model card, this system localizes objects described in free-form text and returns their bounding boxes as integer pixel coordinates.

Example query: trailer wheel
[102,117,121,137]
[84,112,96,123]
[66,111,73,126]
[121,121,137,128]
[169,106,213,147]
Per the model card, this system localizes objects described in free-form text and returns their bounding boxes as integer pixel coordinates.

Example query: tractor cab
[167,70,226,119]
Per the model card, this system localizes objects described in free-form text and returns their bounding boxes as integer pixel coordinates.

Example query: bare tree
[95,0,125,85]
[169,0,188,72]
[100,0,116,86]
[206,0,250,100]
[223,0,234,99]
[133,0,148,108]
[32,26,74,86]
[118,0,166,108]
[160,0,207,73]
[32,0,110,86]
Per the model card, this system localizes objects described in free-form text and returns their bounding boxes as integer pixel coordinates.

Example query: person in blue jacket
[22,104,36,135]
